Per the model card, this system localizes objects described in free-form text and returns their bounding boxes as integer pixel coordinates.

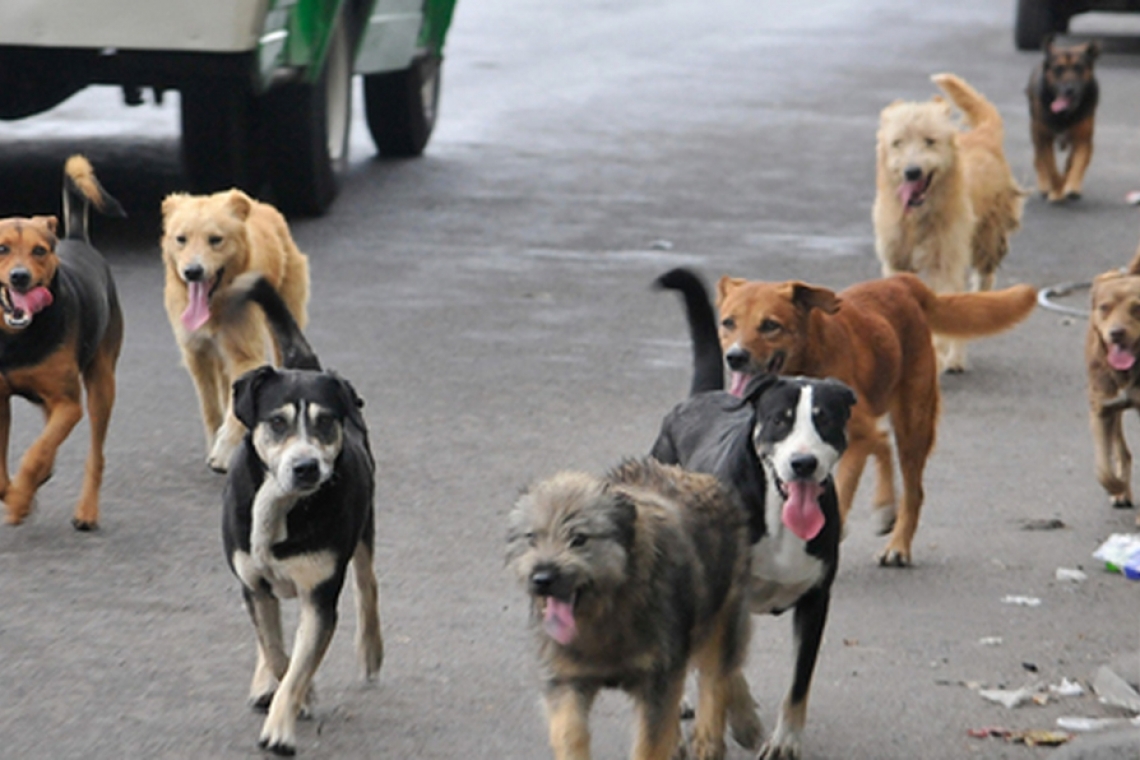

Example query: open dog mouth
[774,475,826,542]
[539,590,580,645]
[728,352,785,397]
[0,284,53,329]
[1107,340,1137,372]
[1051,94,1075,114]
[180,267,224,332]
[898,171,934,209]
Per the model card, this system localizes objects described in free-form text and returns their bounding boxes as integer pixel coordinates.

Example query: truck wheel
[262,16,352,216]
[1015,0,1068,50]
[180,79,259,194]
[364,54,441,157]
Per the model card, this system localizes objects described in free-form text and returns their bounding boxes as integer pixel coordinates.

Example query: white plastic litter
[978,636,1004,647]
[979,687,1035,709]
[1001,595,1042,607]
[1049,678,1085,697]
[1055,567,1087,582]
[1093,665,1140,713]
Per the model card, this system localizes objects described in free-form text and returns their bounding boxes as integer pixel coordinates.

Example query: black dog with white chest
[650,268,855,760]
[222,274,383,756]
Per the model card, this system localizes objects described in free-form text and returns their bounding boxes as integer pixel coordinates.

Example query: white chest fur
[748,487,826,615]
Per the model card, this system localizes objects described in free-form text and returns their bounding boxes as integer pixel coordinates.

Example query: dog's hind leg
[870,425,897,535]
[758,587,830,760]
[631,673,686,760]
[691,601,759,758]
[73,353,116,530]
[351,541,384,679]
[259,583,339,755]
[544,683,597,760]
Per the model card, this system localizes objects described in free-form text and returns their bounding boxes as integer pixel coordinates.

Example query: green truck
[0,0,457,215]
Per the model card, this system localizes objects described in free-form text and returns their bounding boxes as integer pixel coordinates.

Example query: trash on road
[1092,533,1140,579]
[979,687,1036,708]
[978,636,1003,646]
[1093,665,1140,713]
[1049,678,1085,697]
[1056,715,1140,732]
[968,727,1073,746]
[1055,567,1087,582]
[1001,595,1042,607]
[1022,518,1066,530]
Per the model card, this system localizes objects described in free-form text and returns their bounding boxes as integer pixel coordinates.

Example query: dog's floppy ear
[330,372,367,433]
[160,193,188,222]
[821,378,858,418]
[606,489,637,550]
[741,373,780,406]
[784,281,840,315]
[29,215,59,237]
[232,366,279,430]
[1042,33,1055,56]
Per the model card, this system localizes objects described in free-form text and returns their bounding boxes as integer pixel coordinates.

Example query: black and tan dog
[507,457,756,760]
[652,268,856,760]
[0,156,124,529]
[222,274,382,756]
[1027,36,1100,202]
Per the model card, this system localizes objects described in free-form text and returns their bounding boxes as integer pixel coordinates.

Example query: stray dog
[507,457,755,760]
[1086,262,1140,525]
[0,156,124,529]
[874,73,1025,372]
[161,189,309,472]
[222,274,382,756]
[652,268,856,760]
[1027,36,1100,203]
[705,268,1037,566]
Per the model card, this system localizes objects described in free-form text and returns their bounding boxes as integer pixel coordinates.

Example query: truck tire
[262,15,353,217]
[364,54,441,158]
[180,79,259,194]
[1015,0,1068,50]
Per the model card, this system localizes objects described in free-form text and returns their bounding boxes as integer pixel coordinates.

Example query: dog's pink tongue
[9,287,53,316]
[1051,96,1072,114]
[897,180,924,208]
[543,598,578,645]
[729,372,751,397]
[782,480,825,541]
[1108,344,1136,372]
[180,281,211,331]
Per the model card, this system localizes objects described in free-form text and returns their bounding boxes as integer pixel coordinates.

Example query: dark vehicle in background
[0,0,457,215]
[1016,0,1140,49]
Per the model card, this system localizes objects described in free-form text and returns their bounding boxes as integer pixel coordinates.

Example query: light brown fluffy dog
[506,458,759,760]
[1086,253,1140,524]
[873,73,1025,373]
[161,190,309,472]
[717,273,1037,565]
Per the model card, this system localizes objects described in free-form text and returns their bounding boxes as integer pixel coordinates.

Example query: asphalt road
[1,1,1139,759]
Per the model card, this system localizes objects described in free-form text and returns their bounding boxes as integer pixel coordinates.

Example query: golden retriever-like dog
[873,73,1025,373]
[1087,250,1140,524]
[161,190,309,472]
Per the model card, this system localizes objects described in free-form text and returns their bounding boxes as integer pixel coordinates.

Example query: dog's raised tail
[906,275,1037,338]
[931,73,1002,134]
[654,267,724,396]
[228,273,321,371]
[63,155,126,243]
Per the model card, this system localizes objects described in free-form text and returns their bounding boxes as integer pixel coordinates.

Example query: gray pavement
[1,0,1139,758]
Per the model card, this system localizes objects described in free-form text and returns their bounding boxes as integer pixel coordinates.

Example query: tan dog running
[507,458,759,760]
[1087,249,1140,523]
[161,190,309,472]
[717,273,1037,565]
[874,73,1025,373]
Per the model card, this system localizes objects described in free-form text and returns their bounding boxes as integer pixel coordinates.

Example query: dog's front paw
[1111,497,1133,509]
[875,545,911,567]
[259,715,297,756]
[688,732,725,760]
[758,737,802,760]
[727,700,762,749]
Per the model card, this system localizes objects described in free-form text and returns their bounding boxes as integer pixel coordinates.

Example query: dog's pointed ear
[1042,33,1055,56]
[608,490,637,549]
[783,281,840,315]
[1085,40,1101,61]
[232,366,278,430]
[226,190,253,222]
[161,193,187,222]
[717,276,746,306]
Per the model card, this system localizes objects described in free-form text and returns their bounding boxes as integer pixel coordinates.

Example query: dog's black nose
[903,166,923,182]
[292,458,320,487]
[790,454,818,478]
[8,268,31,291]
[725,347,751,371]
[183,263,205,282]
[530,568,556,595]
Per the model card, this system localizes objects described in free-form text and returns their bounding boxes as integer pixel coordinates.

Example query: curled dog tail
[63,155,126,243]
[228,273,321,371]
[931,73,1002,135]
[655,267,724,395]
[900,273,1037,338]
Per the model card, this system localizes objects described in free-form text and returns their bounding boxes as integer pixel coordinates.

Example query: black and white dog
[650,268,855,760]
[221,274,383,756]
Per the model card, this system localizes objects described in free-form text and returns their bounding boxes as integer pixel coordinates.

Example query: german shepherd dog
[1027,36,1100,203]
[222,275,382,756]
[507,458,756,760]
[0,156,124,529]
[651,268,856,760]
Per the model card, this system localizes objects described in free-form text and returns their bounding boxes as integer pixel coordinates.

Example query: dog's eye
[721,317,736,331]
[924,137,936,147]
[0,245,8,255]
[569,533,588,548]
[208,235,223,247]
[175,235,187,246]
[268,415,290,436]
[31,245,48,258]
[1131,303,1140,320]
[759,318,781,334]
[311,414,337,439]
[891,139,902,148]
